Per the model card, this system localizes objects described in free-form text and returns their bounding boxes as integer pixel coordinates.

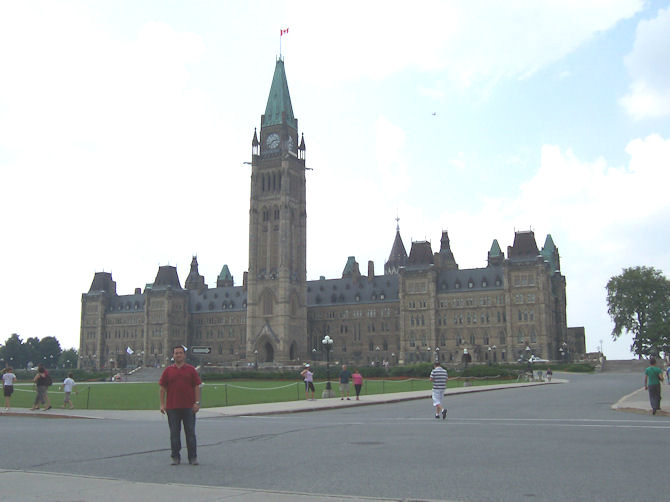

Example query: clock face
[266,133,280,150]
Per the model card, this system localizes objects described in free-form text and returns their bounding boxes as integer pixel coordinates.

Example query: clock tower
[246,58,307,364]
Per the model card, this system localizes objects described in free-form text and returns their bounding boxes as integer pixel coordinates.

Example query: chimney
[135,288,141,295]
[243,271,248,290]
[368,260,375,281]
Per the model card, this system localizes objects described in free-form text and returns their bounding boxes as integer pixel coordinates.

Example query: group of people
[1,365,77,411]
[299,363,364,401]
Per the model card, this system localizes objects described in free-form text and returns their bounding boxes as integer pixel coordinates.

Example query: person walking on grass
[430,361,448,420]
[301,364,315,400]
[352,369,363,400]
[644,356,664,415]
[339,364,352,400]
[62,373,77,409]
[159,346,202,465]
[3,367,16,411]
[31,364,52,411]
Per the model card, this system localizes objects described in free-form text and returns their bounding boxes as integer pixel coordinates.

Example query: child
[62,372,76,409]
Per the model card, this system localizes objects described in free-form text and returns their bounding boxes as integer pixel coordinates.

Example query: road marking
[393,417,670,428]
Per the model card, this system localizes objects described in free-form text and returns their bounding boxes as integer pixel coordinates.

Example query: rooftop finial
[395,212,400,232]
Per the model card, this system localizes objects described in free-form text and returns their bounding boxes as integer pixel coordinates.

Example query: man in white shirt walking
[430,362,448,420]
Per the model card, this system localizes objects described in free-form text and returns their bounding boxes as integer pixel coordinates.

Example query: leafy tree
[606,266,670,357]
[60,348,78,368]
[38,336,62,368]
[24,337,41,367]
[1,333,28,368]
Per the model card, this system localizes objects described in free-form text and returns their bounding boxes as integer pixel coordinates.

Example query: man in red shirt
[159,346,202,465]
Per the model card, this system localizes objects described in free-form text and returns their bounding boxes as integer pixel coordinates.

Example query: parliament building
[79,58,585,369]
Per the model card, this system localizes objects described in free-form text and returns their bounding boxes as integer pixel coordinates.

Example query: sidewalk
[0,469,450,502]
[611,386,670,416]
[1,379,558,421]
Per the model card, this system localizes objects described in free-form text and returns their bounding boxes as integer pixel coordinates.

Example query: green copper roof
[489,239,502,257]
[542,234,556,254]
[218,264,233,281]
[342,256,358,276]
[541,234,559,272]
[263,58,297,130]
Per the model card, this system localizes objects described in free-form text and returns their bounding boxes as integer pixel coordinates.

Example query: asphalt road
[2,371,668,502]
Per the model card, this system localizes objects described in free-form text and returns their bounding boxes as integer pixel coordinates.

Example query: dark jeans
[648,384,661,412]
[166,408,197,460]
[354,384,362,397]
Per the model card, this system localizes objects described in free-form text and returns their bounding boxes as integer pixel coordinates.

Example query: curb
[1,380,562,420]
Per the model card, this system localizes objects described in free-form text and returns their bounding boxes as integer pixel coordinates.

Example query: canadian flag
[280,28,289,36]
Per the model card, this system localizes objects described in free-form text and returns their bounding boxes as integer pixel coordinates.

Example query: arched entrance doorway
[262,341,274,363]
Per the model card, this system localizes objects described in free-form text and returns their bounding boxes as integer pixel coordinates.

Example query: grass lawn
[7,377,515,410]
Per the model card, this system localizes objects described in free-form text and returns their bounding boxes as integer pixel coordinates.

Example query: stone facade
[79,59,583,369]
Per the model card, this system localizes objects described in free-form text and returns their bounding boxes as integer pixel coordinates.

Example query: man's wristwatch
[195,401,200,405]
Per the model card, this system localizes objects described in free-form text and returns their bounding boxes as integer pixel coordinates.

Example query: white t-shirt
[2,372,16,386]
[63,377,75,393]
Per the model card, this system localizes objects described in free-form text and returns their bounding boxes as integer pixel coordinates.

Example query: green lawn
[7,377,515,410]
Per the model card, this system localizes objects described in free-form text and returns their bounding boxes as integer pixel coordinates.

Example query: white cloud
[374,116,411,197]
[449,152,467,171]
[621,6,670,119]
[288,0,642,90]
[620,7,670,119]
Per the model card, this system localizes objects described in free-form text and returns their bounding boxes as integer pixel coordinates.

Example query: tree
[24,337,41,367]
[38,336,62,368]
[59,348,78,368]
[606,266,670,357]
[1,333,28,368]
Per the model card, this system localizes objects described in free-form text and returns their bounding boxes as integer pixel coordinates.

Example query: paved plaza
[1,371,668,501]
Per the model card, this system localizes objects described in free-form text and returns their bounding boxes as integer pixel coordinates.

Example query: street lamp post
[426,346,431,363]
[254,349,258,370]
[322,335,334,397]
[375,346,381,366]
[463,348,471,370]
[435,347,440,363]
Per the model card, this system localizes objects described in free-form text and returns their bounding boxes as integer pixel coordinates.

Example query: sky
[1,0,669,359]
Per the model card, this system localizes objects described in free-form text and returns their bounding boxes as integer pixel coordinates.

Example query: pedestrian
[339,364,352,400]
[546,367,553,382]
[352,369,363,400]
[644,356,664,415]
[300,363,315,400]
[30,364,52,411]
[159,345,202,465]
[3,366,16,411]
[430,361,448,420]
[666,365,670,385]
[62,372,77,409]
